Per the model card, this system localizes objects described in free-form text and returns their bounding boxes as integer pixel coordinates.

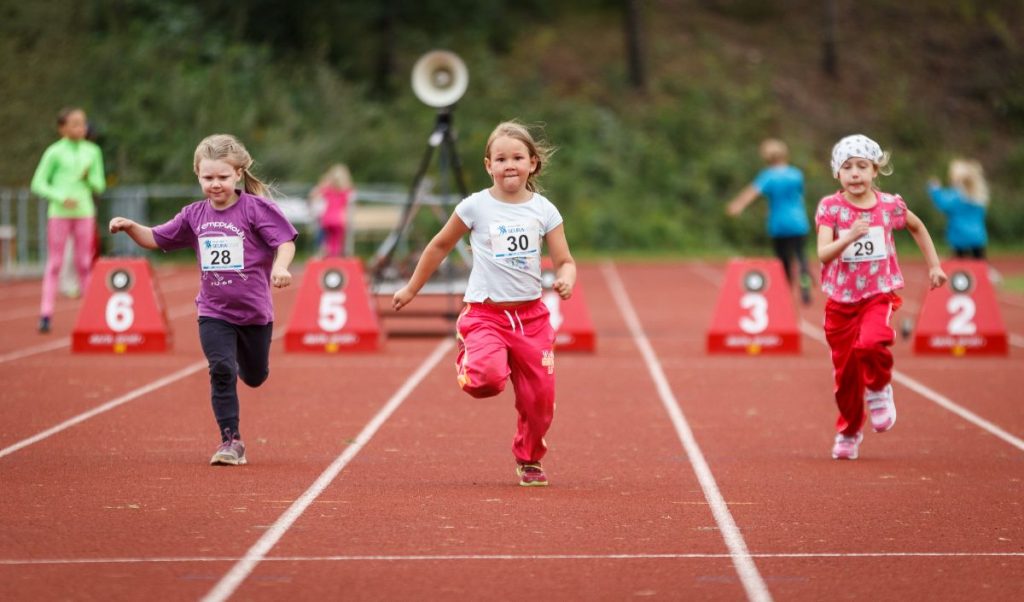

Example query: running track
[1,259,1021,601]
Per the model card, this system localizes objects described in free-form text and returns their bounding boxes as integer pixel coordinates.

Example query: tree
[624,0,647,91]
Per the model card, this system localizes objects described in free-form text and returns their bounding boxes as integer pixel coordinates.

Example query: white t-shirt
[455,189,564,303]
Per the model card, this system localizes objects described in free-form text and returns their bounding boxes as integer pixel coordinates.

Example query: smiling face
[485,135,538,201]
[837,157,878,201]
[197,158,242,208]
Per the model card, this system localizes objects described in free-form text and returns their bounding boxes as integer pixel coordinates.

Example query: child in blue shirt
[727,138,813,304]
[927,158,989,259]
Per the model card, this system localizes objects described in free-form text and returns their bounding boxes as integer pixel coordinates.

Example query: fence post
[17,189,30,267]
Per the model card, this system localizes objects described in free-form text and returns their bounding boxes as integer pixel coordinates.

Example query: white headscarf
[830,134,883,177]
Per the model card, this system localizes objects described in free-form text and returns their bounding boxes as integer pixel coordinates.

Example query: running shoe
[516,462,548,487]
[38,316,51,334]
[210,439,247,466]
[866,384,896,432]
[831,432,863,460]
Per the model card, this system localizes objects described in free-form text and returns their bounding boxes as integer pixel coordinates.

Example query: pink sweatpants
[823,293,900,437]
[455,299,556,464]
[321,223,346,257]
[40,217,95,317]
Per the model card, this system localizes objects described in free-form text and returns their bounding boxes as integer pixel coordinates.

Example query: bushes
[2,0,1020,254]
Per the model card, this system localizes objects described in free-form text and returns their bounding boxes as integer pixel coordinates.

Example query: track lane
[668,259,1024,601]
[222,263,753,601]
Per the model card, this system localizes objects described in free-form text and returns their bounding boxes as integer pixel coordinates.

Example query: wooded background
[2,0,1022,253]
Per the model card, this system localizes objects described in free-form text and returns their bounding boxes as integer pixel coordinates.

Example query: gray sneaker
[210,439,247,466]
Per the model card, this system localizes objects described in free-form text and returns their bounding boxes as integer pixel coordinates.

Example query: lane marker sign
[284,258,382,352]
[706,258,800,355]
[72,258,171,353]
[541,260,595,352]
[912,259,1007,356]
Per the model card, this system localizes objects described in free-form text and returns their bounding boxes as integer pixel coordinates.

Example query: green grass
[1002,275,1024,294]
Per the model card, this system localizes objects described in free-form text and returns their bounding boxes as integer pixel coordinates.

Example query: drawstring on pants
[503,310,526,335]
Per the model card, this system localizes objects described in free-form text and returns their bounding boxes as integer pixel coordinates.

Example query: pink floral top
[815,190,908,304]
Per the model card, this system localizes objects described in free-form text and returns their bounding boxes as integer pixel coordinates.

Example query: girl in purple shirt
[109,134,297,466]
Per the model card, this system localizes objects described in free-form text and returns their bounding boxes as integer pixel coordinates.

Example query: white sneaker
[866,384,896,432]
[831,432,864,460]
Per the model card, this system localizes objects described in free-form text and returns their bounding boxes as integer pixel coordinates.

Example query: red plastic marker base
[284,258,382,352]
[706,258,800,355]
[541,260,595,352]
[912,260,1007,356]
[72,258,171,353]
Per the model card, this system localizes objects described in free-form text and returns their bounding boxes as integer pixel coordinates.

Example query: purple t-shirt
[153,191,298,325]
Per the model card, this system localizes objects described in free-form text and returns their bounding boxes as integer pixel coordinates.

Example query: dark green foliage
[1,0,1021,253]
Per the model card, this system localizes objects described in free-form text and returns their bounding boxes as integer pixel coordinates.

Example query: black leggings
[954,247,986,260]
[771,235,812,287]
[198,317,273,441]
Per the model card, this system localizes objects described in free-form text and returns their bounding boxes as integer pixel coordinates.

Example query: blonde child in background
[815,134,947,460]
[392,121,576,487]
[309,163,355,257]
[109,134,297,466]
[926,158,1001,283]
[927,158,990,260]
[31,107,106,333]
[727,138,814,304]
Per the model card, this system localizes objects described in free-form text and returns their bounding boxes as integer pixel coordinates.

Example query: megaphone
[411,50,468,109]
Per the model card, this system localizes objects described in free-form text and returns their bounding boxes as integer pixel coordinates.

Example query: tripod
[371,109,472,302]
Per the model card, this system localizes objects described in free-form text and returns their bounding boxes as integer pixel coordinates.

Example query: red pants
[824,293,901,437]
[455,299,556,464]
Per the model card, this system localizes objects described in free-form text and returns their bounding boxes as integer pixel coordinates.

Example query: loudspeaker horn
[411,50,468,108]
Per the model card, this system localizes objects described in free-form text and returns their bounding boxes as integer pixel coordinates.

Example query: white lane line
[0,339,71,364]
[202,338,455,602]
[4,551,1023,566]
[796,321,1024,452]
[1010,333,1024,349]
[0,302,197,365]
[0,329,288,458]
[0,360,208,459]
[602,261,772,602]
[690,261,1024,453]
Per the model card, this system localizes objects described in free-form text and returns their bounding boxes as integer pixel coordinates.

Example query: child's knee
[239,368,268,388]
[459,364,507,398]
[209,358,238,383]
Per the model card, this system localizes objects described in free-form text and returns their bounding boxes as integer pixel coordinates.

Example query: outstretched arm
[392,213,470,311]
[726,184,760,217]
[545,224,576,300]
[905,210,948,289]
[109,217,159,250]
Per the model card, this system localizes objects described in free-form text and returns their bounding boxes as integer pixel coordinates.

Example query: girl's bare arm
[392,213,470,310]
[109,217,158,250]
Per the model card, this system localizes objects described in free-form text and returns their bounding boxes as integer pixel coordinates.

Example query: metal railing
[0,182,460,277]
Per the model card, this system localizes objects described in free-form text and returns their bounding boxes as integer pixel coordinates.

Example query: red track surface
[1,259,1021,601]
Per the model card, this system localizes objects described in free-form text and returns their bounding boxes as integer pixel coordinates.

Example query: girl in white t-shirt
[393,121,576,487]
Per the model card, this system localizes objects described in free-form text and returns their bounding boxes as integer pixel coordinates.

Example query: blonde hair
[484,120,555,192]
[193,134,269,198]
[319,163,353,190]
[876,151,894,177]
[949,158,989,206]
[759,138,788,164]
